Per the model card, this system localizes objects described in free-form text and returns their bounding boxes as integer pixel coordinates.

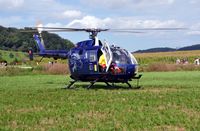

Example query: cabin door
[101,41,113,72]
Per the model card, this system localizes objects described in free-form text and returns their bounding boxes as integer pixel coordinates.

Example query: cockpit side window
[86,50,97,62]
[111,48,132,64]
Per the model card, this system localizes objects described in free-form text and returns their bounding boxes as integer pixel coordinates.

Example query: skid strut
[65,80,77,89]
[133,74,142,89]
[126,82,132,88]
[87,78,100,89]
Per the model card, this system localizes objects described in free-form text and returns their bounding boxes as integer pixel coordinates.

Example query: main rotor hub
[86,28,109,39]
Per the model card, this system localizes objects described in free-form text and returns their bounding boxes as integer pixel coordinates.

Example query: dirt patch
[76,111,110,121]
[15,106,43,113]
[153,125,185,131]
[140,88,180,93]
[179,107,200,119]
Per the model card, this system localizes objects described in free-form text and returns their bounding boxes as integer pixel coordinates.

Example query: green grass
[0,50,27,63]
[1,72,200,130]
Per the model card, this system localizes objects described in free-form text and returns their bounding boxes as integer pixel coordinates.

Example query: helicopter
[26,26,185,89]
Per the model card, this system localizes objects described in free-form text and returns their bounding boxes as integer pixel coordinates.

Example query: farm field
[134,50,200,64]
[1,71,200,130]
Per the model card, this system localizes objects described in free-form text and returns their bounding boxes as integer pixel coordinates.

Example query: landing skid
[65,76,142,89]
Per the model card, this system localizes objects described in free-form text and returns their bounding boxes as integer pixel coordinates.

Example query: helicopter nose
[127,65,135,75]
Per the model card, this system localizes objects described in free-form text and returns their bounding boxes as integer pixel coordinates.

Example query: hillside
[134,47,176,53]
[0,49,27,64]
[134,44,200,53]
[0,26,74,52]
[178,44,200,51]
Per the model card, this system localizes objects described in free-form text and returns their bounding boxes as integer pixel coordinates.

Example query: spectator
[194,58,200,65]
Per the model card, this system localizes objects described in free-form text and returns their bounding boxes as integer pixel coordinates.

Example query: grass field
[1,71,200,130]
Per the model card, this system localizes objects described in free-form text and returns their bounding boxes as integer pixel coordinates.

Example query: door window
[101,41,113,72]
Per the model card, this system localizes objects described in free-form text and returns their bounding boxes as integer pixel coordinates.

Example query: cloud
[0,0,78,27]
[58,10,83,19]
[66,16,184,29]
[67,16,112,28]
[0,0,24,10]
[45,22,66,28]
[82,0,175,9]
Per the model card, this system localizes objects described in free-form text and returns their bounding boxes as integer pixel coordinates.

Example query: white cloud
[59,10,83,19]
[67,16,112,28]
[82,0,175,9]
[0,0,24,9]
[66,16,184,29]
[45,22,66,28]
[0,0,78,27]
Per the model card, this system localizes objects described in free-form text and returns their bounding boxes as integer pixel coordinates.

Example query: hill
[0,49,27,64]
[134,47,176,53]
[134,44,200,53]
[178,44,200,51]
[0,25,74,52]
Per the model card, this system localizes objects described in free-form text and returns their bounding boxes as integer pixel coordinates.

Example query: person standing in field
[176,58,181,64]
[194,58,200,65]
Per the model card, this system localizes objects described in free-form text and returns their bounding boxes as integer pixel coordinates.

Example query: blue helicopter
[27,26,185,89]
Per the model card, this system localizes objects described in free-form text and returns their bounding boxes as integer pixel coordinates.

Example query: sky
[0,0,200,51]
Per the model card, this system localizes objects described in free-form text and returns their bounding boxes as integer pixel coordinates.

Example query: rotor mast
[86,28,108,46]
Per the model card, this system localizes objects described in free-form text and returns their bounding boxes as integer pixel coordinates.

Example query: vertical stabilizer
[33,34,45,52]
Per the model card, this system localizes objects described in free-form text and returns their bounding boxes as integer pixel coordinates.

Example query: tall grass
[0,67,33,76]
[0,63,70,76]
[41,63,70,75]
[139,63,200,72]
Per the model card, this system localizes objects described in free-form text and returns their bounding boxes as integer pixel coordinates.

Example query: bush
[9,53,14,58]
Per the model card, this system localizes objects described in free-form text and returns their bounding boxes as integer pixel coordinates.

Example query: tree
[9,53,14,58]
[0,26,74,52]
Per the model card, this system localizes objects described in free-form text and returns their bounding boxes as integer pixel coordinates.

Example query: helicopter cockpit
[111,46,132,65]
[107,45,138,74]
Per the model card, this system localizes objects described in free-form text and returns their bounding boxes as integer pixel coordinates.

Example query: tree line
[0,26,74,52]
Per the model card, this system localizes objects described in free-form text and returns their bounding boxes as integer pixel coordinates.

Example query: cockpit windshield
[111,47,132,64]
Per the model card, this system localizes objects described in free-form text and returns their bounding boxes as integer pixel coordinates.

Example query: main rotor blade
[25,27,109,32]
[108,30,145,33]
[21,26,188,34]
[110,27,188,31]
